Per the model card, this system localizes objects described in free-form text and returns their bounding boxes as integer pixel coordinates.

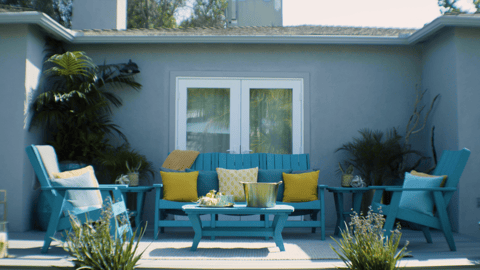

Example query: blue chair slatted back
[431,148,470,205]
[190,153,310,171]
[25,145,59,205]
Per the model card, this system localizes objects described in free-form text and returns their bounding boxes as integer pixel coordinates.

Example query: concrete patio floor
[1,227,480,270]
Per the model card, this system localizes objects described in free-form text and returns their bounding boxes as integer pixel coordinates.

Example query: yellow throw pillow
[282,171,320,202]
[216,167,258,202]
[52,165,97,184]
[160,171,199,202]
[411,170,448,187]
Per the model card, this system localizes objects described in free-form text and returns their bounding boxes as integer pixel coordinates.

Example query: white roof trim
[0,12,74,41]
[1,12,480,45]
[73,34,409,45]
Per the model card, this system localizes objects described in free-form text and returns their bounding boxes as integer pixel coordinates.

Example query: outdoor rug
[139,231,340,260]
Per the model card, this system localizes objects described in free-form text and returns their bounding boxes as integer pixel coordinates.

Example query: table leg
[210,214,216,240]
[352,192,364,215]
[272,213,289,251]
[188,214,203,251]
[333,193,345,236]
[136,191,146,228]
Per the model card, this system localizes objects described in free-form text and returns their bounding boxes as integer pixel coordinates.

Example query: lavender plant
[330,207,409,270]
[57,203,147,270]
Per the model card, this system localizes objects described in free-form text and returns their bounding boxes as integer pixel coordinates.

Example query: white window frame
[176,77,304,154]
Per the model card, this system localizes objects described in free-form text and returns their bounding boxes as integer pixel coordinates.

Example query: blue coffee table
[182,204,294,251]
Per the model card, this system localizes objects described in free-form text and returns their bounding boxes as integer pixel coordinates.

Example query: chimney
[226,0,282,27]
[72,0,127,30]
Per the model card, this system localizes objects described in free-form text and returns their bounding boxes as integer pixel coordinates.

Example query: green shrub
[330,208,409,270]
[58,203,147,270]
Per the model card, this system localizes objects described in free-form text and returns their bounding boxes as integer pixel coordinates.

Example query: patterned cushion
[160,171,199,202]
[216,167,258,202]
[36,145,60,178]
[50,171,103,210]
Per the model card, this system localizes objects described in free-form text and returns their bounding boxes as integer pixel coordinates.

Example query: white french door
[176,77,303,154]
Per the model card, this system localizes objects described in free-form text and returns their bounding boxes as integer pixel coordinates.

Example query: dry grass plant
[57,202,147,270]
[330,207,409,270]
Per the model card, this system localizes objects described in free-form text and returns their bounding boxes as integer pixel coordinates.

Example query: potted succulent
[126,161,141,186]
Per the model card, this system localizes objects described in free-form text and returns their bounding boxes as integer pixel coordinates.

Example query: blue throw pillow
[185,168,219,197]
[257,169,292,201]
[398,172,444,216]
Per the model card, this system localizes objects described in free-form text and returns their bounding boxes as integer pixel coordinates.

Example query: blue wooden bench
[153,153,326,240]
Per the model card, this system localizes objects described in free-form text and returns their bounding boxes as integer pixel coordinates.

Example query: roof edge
[408,15,480,44]
[2,12,480,45]
[0,12,74,41]
[72,34,409,45]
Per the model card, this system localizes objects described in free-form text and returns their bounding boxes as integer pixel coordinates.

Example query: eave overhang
[1,11,480,46]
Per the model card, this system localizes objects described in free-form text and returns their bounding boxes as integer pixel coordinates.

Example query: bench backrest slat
[191,153,310,171]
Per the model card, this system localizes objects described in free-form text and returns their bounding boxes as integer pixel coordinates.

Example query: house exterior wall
[67,42,422,229]
[421,27,480,237]
[421,28,460,232]
[452,27,480,237]
[0,25,44,232]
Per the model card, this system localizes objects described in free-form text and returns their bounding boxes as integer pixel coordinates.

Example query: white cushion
[36,145,60,178]
[51,171,103,211]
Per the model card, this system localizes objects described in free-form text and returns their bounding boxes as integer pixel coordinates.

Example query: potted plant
[98,144,155,185]
[29,51,141,165]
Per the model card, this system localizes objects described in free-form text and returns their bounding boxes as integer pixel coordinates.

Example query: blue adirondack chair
[371,148,470,251]
[26,145,133,253]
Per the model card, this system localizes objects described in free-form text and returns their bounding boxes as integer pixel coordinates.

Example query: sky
[282,0,476,29]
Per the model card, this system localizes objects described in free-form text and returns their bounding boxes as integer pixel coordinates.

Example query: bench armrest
[42,186,123,191]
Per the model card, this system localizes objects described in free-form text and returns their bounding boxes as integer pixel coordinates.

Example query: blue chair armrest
[42,186,123,191]
[385,187,456,192]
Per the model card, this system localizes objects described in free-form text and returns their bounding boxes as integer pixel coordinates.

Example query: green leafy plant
[336,128,420,187]
[330,208,409,270]
[57,203,147,270]
[98,144,155,184]
[30,51,141,163]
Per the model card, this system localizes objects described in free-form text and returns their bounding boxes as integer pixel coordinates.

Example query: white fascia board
[72,34,409,45]
[0,12,74,42]
[408,15,480,44]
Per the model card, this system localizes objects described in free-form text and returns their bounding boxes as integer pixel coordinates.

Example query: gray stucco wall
[0,25,44,232]
[67,42,422,229]
[453,27,480,237]
[422,27,480,237]
[421,28,461,232]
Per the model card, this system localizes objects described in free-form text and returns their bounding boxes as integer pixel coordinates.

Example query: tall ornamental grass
[330,207,409,270]
[57,204,147,270]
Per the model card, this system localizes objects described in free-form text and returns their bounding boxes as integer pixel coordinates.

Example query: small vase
[341,174,354,187]
[127,172,139,186]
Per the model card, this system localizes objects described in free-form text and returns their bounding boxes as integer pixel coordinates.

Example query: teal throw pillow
[257,169,292,201]
[185,168,219,197]
[398,172,444,216]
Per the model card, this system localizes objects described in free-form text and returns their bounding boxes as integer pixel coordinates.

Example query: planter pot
[127,172,139,186]
[341,174,354,187]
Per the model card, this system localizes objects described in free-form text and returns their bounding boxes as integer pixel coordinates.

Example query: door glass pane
[249,88,292,154]
[187,88,230,152]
